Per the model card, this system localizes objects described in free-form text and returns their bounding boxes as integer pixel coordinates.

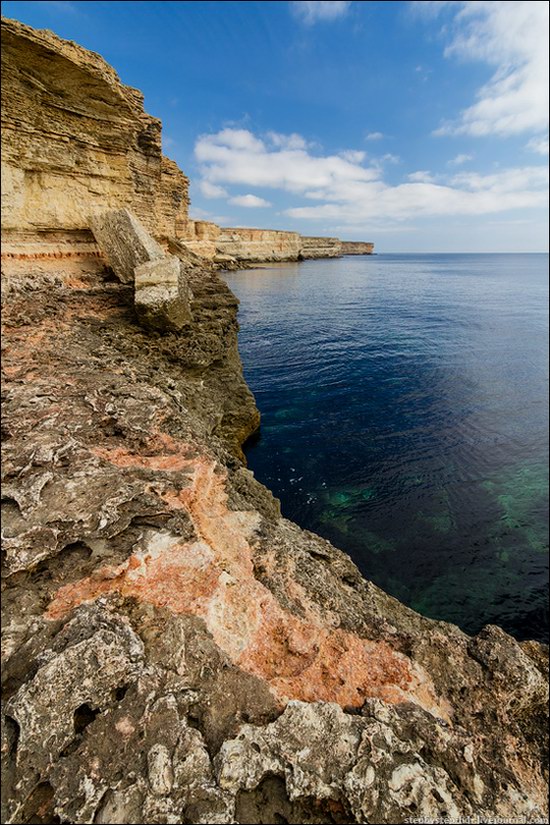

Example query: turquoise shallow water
[225,253,549,642]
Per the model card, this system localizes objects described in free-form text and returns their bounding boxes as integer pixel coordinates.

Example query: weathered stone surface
[1,17,189,253]
[215,227,302,262]
[2,256,548,823]
[134,255,192,331]
[90,209,165,284]
[300,236,342,259]
[216,699,546,823]
[341,241,374,255]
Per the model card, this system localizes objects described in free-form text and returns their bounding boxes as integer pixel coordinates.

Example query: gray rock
[90,208,165,283]
[1,254,547,824]
[134,255,192,331]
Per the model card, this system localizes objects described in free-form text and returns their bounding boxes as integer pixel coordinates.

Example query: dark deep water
[224,254,549,643]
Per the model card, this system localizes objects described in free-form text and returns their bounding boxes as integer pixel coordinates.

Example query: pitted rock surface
[2,253,547,825]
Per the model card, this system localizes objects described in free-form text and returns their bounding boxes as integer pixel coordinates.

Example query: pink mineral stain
[47,434,452,721]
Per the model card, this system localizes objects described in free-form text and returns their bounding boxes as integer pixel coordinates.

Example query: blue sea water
[224,254,549,643]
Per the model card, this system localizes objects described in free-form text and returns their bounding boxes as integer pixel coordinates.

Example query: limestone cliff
[182,224,360,264]
[184,220,222,260]
[215,227,303,263]
[341,242,374,255]
[1,15,547,825]
[300,236,342,259]
[1,17,189,256]
[181,222,304,264]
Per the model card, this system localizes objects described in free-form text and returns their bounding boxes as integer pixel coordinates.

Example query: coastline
[1,16,548,825]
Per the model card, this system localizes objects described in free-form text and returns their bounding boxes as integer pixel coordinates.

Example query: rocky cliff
[215,227,303,263]
[1,15,548,825]
[184,220,222,261]
[182,225,360,264]
[341,242,375,255]
[300,236,342,259]
[1,17,189,258]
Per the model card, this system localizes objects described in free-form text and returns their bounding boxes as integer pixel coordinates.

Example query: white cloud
[195,127,548,228]
[290,1,351,24]
[448,166,548,193]
[408,171,436,183]
[339,149,366,163]
[267,131,308,150]
[448,153,473,166]
[381,153,400,165]
[196,128,379,193]
[189,207,232,224]
[526,135,549,156]
[425,1,549,139]
[366,131,384,141]
[208,128,265,152]
[229,194,272,208]
[199,181,228,199]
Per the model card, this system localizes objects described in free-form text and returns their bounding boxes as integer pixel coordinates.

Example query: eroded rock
[2,258,547,823]
[90,208,165,284]
[1,17,189,246]
[134,255,192,331]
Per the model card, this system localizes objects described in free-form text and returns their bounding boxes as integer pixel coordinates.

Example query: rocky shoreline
[1,15,548,825]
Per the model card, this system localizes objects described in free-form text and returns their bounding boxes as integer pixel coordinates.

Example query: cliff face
[341,241,374,255]
[183,225,356,263]
[184,219,222,260]
[1,16,548,825]
[0,17,374,268]
[215,227,302,262]
[1,17,189,255]
[300,236,342,259]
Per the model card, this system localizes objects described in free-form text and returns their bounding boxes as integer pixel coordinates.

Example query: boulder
[90,208,165,283]
[134,255,192,332]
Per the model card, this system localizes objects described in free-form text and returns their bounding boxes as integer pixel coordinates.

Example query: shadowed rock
[90,208,165,283]
[134,255,192,332]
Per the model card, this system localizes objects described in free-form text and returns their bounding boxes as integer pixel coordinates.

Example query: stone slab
[134,255,192,331]
[90,208,165,283]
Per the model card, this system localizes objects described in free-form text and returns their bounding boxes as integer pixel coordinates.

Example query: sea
[224,253,549,643]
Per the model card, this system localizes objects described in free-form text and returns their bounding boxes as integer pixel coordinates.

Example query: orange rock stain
[47,435,452,720]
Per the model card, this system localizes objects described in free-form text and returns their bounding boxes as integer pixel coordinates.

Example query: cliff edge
[1,16,548,825]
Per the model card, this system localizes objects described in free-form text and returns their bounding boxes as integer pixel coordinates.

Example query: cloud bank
[195,128,548,227]
[419,1,549,139]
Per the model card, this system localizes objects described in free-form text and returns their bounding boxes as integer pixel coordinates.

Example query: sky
[3,0,549,252]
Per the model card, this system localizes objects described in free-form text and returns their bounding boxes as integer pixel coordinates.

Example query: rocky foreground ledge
[1,15,548,825]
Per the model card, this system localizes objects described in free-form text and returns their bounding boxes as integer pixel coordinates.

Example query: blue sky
[3,0,549,251]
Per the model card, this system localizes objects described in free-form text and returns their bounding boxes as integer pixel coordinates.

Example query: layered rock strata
[300,236,342,259]
[1,15,547,825]
[1,17,189,257]
[0,16,373,268]
[214,227,303,263]
[341,241,375,255]
[182,224,372,263]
